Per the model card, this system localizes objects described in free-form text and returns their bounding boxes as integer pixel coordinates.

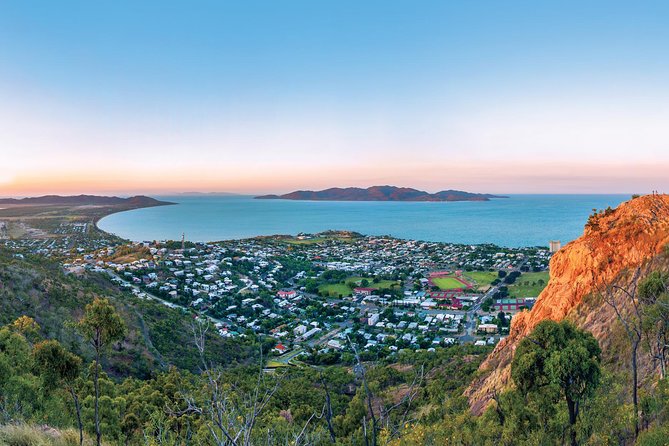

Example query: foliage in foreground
[4,309,669,446]
[3,254,669,444]
[0,309,493,445]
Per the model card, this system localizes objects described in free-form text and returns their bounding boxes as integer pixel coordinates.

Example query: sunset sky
[1,1,669,196]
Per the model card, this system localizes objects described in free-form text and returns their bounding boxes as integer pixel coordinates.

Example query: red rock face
[466,194,669,414]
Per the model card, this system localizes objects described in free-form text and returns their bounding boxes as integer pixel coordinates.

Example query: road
[461,259,529,341]
[273,347,306,365]
[104,269,235,330]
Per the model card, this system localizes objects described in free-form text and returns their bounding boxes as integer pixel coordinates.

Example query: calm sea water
[98,195,629,247]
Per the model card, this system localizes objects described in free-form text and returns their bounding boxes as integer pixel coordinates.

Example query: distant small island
[255,186,507,202]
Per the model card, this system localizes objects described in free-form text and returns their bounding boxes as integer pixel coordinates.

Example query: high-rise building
[549,240,561,253]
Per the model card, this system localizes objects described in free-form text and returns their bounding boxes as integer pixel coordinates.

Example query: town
[9,230,552,368]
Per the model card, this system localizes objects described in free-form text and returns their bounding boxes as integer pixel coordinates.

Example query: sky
[1,1,669,196]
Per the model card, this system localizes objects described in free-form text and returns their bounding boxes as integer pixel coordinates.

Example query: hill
[256,185,507,201]
[0,194,172,207]
[0,251,256,377]
[467,193,669,413]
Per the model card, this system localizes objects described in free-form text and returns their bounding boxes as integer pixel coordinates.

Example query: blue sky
[1,1,668,194]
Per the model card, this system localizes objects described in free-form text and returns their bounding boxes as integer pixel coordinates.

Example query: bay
[98,194,629,247]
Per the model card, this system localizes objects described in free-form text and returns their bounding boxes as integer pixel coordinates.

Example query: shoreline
[93,194,630,248]
[0,197,176,244]
[93,201,176,240]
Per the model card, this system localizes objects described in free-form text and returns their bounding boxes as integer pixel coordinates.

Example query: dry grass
[0,424,97,446]
[388,363,414,373]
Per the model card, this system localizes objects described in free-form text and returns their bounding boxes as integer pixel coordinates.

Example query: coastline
[92,200,176,238]
[95,194,630,247]
[0,197,176,244]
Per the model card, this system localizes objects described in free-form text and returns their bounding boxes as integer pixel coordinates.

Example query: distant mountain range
[0,194,173,207]
[255,186,507,202]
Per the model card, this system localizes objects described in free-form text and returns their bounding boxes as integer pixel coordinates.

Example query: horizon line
[0,191,646,200]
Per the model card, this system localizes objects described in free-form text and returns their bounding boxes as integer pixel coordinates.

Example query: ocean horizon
[98,194,630,247]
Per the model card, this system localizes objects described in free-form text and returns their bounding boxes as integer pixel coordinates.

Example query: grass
[375,280,400,290]
[432,277,468,290]
[319,276,400,297]
[105,245,153,264]
[345,277,399,290]
[266,360,290,368]
[463,271,498,288]
[281,233,360,245]
[0,424,96,446]
[283,237,327,245]
[508,271,550,297]
[318,283,352,297]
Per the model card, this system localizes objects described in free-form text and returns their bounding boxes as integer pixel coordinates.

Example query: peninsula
[0,194,172,207]
[255,186,507,202]
[0,195,174,247]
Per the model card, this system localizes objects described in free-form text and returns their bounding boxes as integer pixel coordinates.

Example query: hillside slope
[0,250,255,377]
[467,194,669,413]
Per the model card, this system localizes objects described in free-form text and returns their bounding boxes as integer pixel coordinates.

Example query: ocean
[97,194,629,247]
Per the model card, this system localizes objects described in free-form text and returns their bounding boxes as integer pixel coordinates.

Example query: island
[255,185,507,202]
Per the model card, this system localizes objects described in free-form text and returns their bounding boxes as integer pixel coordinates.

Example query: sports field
[464,271,498,288]
[432,277,468,290]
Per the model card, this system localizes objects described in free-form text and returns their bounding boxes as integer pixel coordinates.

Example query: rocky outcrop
[467,194,669,414]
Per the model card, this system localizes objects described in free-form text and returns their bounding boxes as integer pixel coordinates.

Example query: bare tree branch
[348,335,377,446]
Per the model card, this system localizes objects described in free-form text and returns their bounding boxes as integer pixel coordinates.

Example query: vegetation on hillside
[0,251,257,377]
[0,308,490,445]
[3,248,669,444]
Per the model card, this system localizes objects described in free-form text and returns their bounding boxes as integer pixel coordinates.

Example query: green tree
[33,340,84,446]
[639,271,669,379]
[512,320,601,446]
[0,323,39,420]
[10,316,40,341]
[76,298,126,446]
[497,311,507,328]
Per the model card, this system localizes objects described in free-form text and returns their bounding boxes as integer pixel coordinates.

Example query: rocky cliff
[467,194,669,413]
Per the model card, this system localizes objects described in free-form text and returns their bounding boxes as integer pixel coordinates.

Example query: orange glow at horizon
[3,80,669,197]
[2,161,667,197]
